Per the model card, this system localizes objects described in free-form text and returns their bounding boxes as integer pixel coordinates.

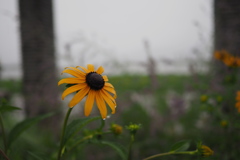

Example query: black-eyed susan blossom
[200,95,208,103]
[235,91,240,113]
[58,64,117,119]
[199,145,214,157]
[220,120,228,128]
[214,50,240,67]
[110,124,123,135]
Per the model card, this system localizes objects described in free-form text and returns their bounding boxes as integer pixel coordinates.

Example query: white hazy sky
[0,0,213,77]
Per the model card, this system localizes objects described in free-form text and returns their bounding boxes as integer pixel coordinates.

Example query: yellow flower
[236,58,240,67]
[199,145,214,157]
[200,95,208,103]
[58,64,117,119]
[220,120,228,127]
[126,123,141,135]
[214,50,240,67]
[223,56,237,67]
[214,50,229,61]
[236,91,240,101]
[235,102,240,109]
[216,95,223,103]
[111,124,123,135]
[214,51,223,60]
[235,91,240,113]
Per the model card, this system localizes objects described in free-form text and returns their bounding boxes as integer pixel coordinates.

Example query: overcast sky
[0,0,213,77]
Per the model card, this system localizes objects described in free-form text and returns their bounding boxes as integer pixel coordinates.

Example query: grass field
[0,73,239,160]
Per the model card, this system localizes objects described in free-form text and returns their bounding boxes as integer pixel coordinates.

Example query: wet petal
[95,91,107,119]
[84,90,96,116]
[102,89,116,105]
[100,90,116,114]
[64,67,86,76]
[102,75,108,82]
[104,86,117,98]
[69,86,90,107]
[104,82,114,88]
[62,83,87,100]
[58,77,86,86]
[87,64,95,72]
[96,66,104,74]
[61,69,84,78]
[76,66,89,73]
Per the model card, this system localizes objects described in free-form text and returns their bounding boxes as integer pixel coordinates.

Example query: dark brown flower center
[86,72,105,90]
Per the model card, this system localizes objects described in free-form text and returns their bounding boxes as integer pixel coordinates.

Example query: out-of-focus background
[1,0,240,160]
[0,0,212,78]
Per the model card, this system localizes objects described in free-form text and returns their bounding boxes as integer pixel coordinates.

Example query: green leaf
[28,151,47,160]
[0,98,21,113]
[63,116,101,145]
[7,112,54,149]
[170,140,190,152]
[92,141,127,160]
[0,98,8,105]
[100,141,127,160]
[0,105,21,113]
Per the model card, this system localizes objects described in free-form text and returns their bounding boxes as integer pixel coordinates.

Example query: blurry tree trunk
[19,0,60,130]
[214,0,240,113]
[214,0,240,56]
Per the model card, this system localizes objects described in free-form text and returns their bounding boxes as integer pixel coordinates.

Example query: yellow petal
[87,64,95,72]
[64,67,86,76]
[103,86,117,98]
[102,89,116,105]
[104,82,114,88]
[102,75,108,82]
[100,90,116,114]
[84,90,96,116]
[69,86,90,107]
[58,77,86,86]
[96,66,104,74]
[76,66,88,73]
[61,69,85,78]
[62,83,87,100]
[95,91,107,119]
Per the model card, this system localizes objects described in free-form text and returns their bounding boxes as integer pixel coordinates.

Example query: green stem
[127,134,135,160]
[67,135,92,153]
[0,149,10,160]
[57,108,73,160]
[143,150,198,160]
[0,114,7,153]
[66,130,111,155]
[98,118,105,131]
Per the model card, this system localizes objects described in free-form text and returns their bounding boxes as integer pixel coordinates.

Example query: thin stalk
[67,135,92,153]
[127,134,135,160]
[0,114,7,153]
[98,118,105,131]
[0,149,10,160]
[67,131,112,156]
[57,108,73,160]
[67,131,112,153]
[143,150,198,160]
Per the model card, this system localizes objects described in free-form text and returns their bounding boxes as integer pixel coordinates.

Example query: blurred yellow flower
[220,120,228,127]
[216,95,223,103]
[126,123,141,135]
[58,64,117,119]
[200,145,214,157]
[200,95,208,103]
[214,50,229,60]
[235,91,240,113]
[111,124,123,135]
[214,50,240,67]
[236,91,240,101]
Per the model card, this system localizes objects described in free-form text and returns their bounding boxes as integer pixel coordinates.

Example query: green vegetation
[0,72,239,159]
